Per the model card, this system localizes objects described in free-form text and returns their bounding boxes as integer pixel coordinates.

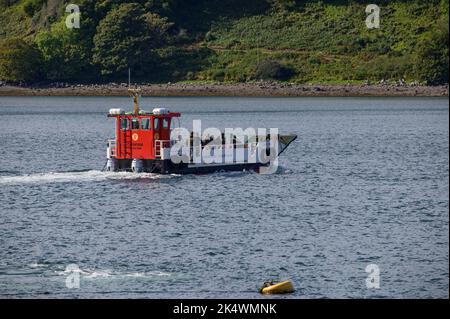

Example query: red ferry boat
[106,90,297,174]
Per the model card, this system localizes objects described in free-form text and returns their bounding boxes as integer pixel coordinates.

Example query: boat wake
[0,166,290,185]
[0,170,179,185]
[54,267,171,280]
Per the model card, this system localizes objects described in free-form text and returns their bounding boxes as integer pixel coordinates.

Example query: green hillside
[0,0,448,84]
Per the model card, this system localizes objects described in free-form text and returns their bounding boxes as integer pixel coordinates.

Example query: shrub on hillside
[254,59,295,81]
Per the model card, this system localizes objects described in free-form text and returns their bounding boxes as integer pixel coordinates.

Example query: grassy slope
[197,0,448,83]
[0,3,32,38]
[1,0,448,84]
[0,0,66,38]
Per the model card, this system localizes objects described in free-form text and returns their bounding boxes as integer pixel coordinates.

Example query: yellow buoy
[260,280,295,295]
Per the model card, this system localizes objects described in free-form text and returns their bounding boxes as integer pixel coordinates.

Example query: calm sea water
[0,96,448,299]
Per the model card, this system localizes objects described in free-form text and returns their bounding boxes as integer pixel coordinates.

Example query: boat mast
[128,88,141,115]
[127,68,141,115]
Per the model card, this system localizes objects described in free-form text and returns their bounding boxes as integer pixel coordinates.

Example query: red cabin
[107,109,180,161]
[105,89,181,173]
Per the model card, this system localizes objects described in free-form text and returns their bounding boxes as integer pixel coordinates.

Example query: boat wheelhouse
[106,89,297,174]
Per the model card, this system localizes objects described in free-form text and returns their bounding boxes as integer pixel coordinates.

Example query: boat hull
[105,134,297,175]
[108,159,266,174]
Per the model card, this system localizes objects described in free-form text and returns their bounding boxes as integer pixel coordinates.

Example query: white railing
[154,140,171,159]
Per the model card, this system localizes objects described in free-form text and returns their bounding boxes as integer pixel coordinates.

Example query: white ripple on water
[0,170,179,185]
[28,263,46,268]
[54,268,171,280]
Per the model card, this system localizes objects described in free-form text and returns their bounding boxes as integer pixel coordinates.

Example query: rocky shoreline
[0,82,448,97]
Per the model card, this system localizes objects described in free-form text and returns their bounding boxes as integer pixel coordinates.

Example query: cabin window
[131,118,140,130]
[163,118,170,129]
[120,118,129,130]
[154,118,160,130]
[141,118,150,130]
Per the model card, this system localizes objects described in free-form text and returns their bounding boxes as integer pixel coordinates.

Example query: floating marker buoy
[259,280,294,295]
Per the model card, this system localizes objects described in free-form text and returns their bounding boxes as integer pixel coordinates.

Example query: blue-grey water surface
[0,96,448,299]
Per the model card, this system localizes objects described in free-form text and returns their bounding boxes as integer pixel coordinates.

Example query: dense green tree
[413,18,449,84]
[92,3,171,77]
[35,21,93,81]
[0,37,42,82]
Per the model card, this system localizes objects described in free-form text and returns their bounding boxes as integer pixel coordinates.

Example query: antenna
[128,88,141,116]
[128,68,141,115]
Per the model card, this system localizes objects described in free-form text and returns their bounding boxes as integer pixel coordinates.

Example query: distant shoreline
[0,83,448,97]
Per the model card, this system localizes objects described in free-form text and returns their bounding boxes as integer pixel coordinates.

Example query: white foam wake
[0,170,179,185]
[54,268,171,280]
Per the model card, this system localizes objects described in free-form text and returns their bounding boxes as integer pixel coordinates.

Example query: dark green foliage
[35,21,93,81]
[22,0,44,17]
[413,18,449,84]
[0,37,42,81]
[92,3,171,77]
[254,59,295,81]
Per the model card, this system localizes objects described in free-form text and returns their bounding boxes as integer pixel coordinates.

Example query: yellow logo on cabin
[132,133,139,142]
